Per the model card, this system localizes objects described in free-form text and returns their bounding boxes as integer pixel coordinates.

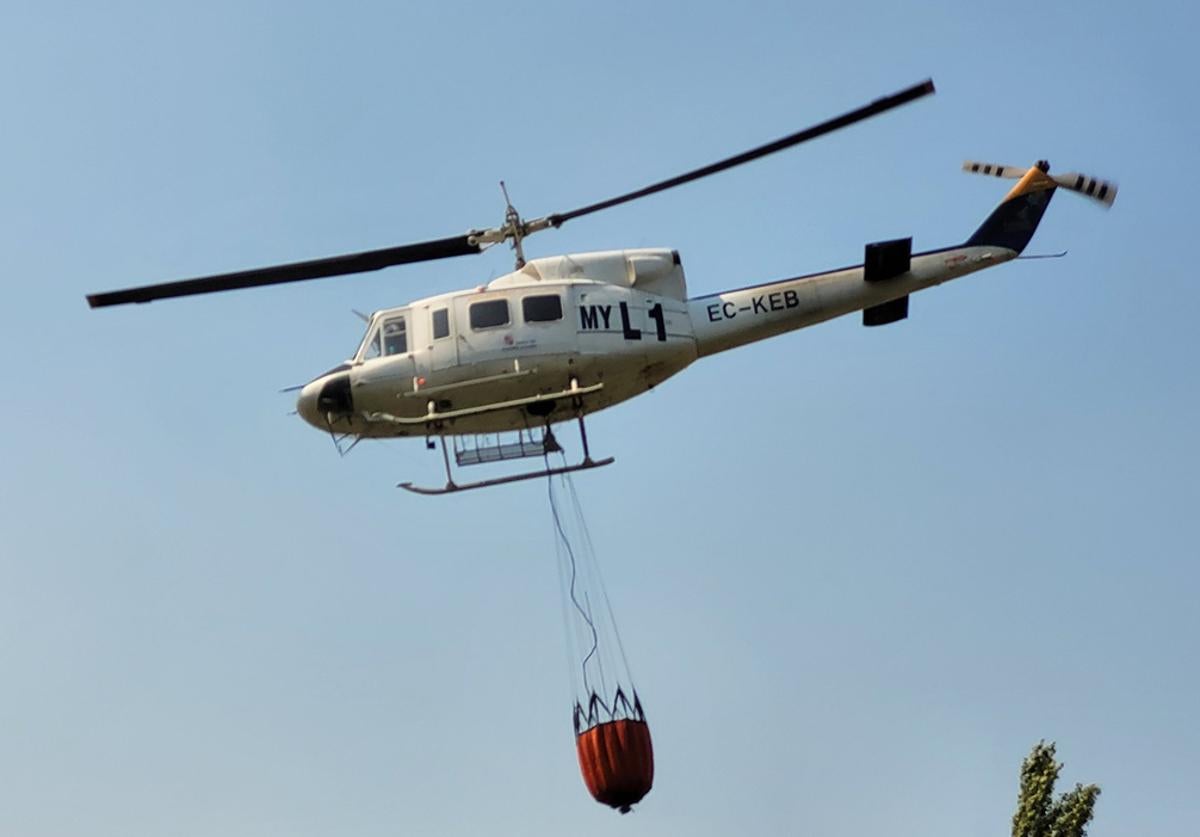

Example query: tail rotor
[963,159,1118,208]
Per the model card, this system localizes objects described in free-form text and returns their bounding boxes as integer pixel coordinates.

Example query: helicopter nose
[296,381,323,428]
[296,371,354,428]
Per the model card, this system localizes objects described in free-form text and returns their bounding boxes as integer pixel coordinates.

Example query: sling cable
[546,469,653,814]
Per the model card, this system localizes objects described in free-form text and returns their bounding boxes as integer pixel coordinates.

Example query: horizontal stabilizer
[864,237,912,282]
[863,294,908,326]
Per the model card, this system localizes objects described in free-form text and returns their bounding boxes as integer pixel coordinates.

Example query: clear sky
[2,2,1197,835]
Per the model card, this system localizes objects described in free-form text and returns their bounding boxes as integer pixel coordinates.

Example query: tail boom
[689,242,1013,357]
[688,157,1114,357]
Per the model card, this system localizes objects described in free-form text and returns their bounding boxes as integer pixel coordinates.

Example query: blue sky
[2,2,1197,835]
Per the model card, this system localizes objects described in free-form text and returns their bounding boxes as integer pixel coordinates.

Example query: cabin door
[421,303,459,373]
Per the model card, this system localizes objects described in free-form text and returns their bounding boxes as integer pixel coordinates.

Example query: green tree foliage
[1012,742,1101,837]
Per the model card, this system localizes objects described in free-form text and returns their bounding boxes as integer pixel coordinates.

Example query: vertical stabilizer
[964,163,1058,254]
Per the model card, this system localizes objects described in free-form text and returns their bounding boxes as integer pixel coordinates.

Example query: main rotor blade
[87,234,482,307]
[546,79,935,228]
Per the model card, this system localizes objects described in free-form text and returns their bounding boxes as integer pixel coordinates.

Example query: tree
[1012,741,1101,837]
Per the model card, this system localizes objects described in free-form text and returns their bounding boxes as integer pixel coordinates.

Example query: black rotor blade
[87,234,482,308]
[546,79,935,228]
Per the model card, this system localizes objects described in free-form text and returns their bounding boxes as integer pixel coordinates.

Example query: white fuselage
[295,243,1015,437]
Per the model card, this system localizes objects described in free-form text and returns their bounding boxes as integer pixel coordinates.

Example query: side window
[522,294,563,323]
[382,317,407,355]
[432,308,450,340]
[469,299,510,330]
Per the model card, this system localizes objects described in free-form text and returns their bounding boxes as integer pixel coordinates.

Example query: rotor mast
[468,181,554,270]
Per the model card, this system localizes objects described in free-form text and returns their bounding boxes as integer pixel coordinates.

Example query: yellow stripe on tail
[1003,163,1059,202]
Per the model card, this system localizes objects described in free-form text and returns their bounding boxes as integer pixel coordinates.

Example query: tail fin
[964,162,1058,254]
[963,159,1118,254]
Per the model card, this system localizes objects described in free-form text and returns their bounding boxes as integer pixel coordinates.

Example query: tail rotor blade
[962,160,1028,179]
[1053,172,1118,207]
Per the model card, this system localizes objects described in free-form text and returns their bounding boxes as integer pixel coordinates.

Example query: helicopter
[87,79,1116,494]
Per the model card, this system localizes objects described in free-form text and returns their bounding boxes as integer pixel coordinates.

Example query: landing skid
[399,414,612,496]
[399,455,614,495]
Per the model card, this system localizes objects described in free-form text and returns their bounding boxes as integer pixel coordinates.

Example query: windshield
[356,322,381,361]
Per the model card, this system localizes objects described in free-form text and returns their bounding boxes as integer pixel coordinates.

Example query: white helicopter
[88,79,1116,494]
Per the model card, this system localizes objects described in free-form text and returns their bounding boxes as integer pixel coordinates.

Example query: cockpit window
[382,317,407,355]
[357,316,408,361]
